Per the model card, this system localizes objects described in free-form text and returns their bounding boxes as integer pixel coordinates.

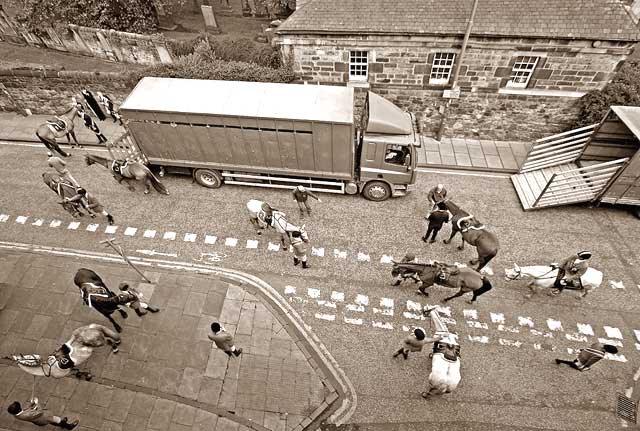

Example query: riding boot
[118,308,128,319]
[147,305,160,313]
[293,257,300,266]
[302,261,310,269]
[59,417,79,430]
[392,348,403,358]
[134,308,146,317]
[106,214,114,225]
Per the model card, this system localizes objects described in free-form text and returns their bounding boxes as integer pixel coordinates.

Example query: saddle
[111,160,128,176]
[47,118,66,132]
[51,345,75,370]
[433,342,461,361]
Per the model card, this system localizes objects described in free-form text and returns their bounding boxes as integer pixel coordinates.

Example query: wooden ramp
[511,125,628,210]
[107,130,148,165]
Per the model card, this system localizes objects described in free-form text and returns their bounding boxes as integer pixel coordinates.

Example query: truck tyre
[194,169,223,188]
[362,181,391,201]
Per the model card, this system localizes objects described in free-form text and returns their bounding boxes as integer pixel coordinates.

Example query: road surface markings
[281,285,631,360]
[124,227,138,236]
[16,216,28,224]
[267,242,280,252]
[163,231,176,240]
[246,239,258,249]
[184,233,197,242]
[67,222,80,230]
[86,223,99,232]
[143,230,156,238]
[225,238,238,247]
[0,214,9,222]
[105,225,118,234]
[312,247,325,257]
[49,220,61,228]
[204,235,217,245]
[32,219,43,227]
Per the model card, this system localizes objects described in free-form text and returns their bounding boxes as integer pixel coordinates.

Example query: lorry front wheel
[362,181,391,201]
[194,169,223,188]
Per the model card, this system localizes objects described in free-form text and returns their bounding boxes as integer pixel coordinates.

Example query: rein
[507,266,557,281]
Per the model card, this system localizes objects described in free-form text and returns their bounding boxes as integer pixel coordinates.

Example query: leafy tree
[577,59,640,126]
[7,0,160,35]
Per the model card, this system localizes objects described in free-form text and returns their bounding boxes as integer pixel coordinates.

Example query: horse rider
[97,92,123,125]
[427,184,447,211]
[421,306,461,399]
[552,250,591,293]
[73,100,108,144]
[7,398,79,429]
[47,151,79,187]
[117,282,160,316]
[65,187,114,225]
[391,253,421,286]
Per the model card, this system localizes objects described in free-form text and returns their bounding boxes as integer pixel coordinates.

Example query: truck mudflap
[107,130,149,165]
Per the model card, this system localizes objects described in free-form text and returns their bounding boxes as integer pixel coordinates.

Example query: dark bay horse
[35,105,80,157]
[74,268,129,332]
[85,154,169,195]
[392,261,493,303]
[42,172,82,217]
[441,200,499,271]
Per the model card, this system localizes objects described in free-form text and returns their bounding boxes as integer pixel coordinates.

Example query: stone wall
[0,67,134,114]
[275,33,634,140]
[0,7,173,66]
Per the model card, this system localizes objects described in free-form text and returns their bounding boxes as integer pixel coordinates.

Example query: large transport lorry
[117,77,422,201]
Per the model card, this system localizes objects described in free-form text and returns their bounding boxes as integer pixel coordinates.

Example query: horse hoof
[457,246,464,251]
[524,294,533,299]
[421,392,431,399]
[443,240,449,245]
[257,231,262,236]
[85,374,93,381]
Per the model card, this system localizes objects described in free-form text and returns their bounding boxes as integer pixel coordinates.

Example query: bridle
[505,266,557,281]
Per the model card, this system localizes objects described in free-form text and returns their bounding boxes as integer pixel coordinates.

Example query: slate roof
[276,0,640,41]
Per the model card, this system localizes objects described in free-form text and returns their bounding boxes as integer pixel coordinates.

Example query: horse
[441,200,499,271]
[504,263,603,298]
[246,199,280,235]
[422,307,461,398]
[7,323,120,381]
[84,154,168,195]
[272,212,308,249]
[35,105,80,157]
[392,261,493,303]
[42,172,83,217]
[74,268,129,332]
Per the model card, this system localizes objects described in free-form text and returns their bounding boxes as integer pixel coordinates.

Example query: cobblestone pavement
[0,251,339,431]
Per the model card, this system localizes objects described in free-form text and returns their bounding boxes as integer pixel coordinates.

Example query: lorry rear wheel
[362,181,391,201]
[194,169,223,188]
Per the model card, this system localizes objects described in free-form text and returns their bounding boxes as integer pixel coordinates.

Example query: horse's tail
[475,277,493,297]
[146,169,169,195]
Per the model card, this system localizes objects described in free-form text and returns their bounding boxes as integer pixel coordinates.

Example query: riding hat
[603,345,619,354]
[405,253,416,261]
[76,188,87,195]
[414,327,426,340]
[577,251,592,260]
[297,185,306,192]
[210,322,222,333]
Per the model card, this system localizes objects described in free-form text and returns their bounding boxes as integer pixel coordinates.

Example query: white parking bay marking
[224,238,238,247]
[246,240,258,249]
[49,220,61,228]
[315,313,335,321]
[67,222,80,230]
[547,319,563,331]
[490,312,505,324]
[124,227,137,236]
[105,225,118,234]
[463,309,478,319]
[467,321,488,329]
[143,230,156,238]
[86,224,99,232]
[307,288,320,299]
[355,294,369,306]
[380,255,394,264]
[634,330,640,343]
[498,339,522,348]
[267,242,280,252]
[0,214,9,222]
[344,317,363,325]
[372,321,393,330]
[346,304,365,312]
[284,285,296,295]
[318,300,336,308]
[598,338,623,347]
[311,247,325,257]
[357,252,370,262]
[565,333,588,342]
[406,300,422,311]
[518,316,534,327]
[32,219,43,227]
[163,231,176,240]
[610,280,625,289]
[184,233,197,242]
[577,323,594,336]
[204,235,217,244]
[16,216,28,224]
[374,297,394,316]
[604,326,623,339]
[333,249,347,259]
[468,335,489,343]
[331,291,345,302]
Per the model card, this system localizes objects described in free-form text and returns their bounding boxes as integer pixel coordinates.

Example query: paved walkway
[0,113,532,173]
[0,250,346,431]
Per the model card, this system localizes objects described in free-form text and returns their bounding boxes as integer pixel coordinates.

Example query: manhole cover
[617,393,638,424]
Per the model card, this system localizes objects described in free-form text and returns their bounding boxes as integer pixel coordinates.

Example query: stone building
[273,0,640,141]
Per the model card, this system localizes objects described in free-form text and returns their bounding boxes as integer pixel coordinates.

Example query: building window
[429,53,456,85]
[349,50,369,81]
[507,56,539,88]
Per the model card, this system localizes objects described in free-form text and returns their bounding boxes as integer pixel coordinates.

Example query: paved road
[2,140,640,430]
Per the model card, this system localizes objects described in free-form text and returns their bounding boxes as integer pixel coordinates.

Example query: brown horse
[441,200,499,271]
[35,105,80,157]
[392,261,493,303]
[42,172,83,217]
[85,153,169,195]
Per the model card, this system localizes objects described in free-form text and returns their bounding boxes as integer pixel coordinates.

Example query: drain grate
[617,393,638,424]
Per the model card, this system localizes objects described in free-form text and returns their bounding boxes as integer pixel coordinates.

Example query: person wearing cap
[47,151,79,187]
[7,397,79,429]
[76,104,108,144]
[292,185,321,216]
[423,201,451,243]
[555,342,618,371]
[65,188,114,225]
[393,326,439,360]
[427,184,447,211]
[117,282,160,316]
[208,322,242,357]
[391,253,421,286]
[552,251,592,293]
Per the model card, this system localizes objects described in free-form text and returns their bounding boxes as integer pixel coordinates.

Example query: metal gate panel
[107,131,148,165]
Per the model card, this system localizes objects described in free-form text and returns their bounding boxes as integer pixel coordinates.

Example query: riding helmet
[414,327,426,340]
[577,251,592,260]
[405,253,416,261]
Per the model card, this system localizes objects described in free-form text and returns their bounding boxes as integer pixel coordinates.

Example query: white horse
[504,263,603,298]
[246,199,281,234]
[423,308,461,397]
[272,212,308,248]
[7,324,120,380]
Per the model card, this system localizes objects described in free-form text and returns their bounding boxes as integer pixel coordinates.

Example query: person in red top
[555,342,618,371]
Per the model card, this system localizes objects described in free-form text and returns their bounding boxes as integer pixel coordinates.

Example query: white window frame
[506,56,540,89]
[429,52,456,85]
[349,50,369,82]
